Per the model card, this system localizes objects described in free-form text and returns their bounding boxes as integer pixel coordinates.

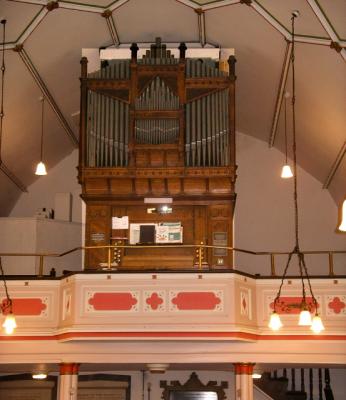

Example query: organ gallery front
[78,39,237,270]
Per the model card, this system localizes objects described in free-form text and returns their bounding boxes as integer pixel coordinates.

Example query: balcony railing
[0,244,345,277]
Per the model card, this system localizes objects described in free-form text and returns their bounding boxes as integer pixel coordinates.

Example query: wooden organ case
[78,40,237,270]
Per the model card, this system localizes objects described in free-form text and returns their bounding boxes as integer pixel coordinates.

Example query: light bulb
[281,165,293,179]
[338,199,346,232]
[252,373,262,379]
[2,313,17,334]
[268,311,283,330]
[35,161,47,176]
[298,309,312,326]
[32,373,47,380]
[311,314,325,334]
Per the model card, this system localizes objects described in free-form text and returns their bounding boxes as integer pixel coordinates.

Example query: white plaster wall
[235,133,346,276]
[10,149,82,223]
[0,218,82,275]
[8,134,346,276]
[35,219,82,275]
[0,218,37,274]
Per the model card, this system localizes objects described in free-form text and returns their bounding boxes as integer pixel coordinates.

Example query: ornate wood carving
[160,372,228,400]
[79,40,237,270]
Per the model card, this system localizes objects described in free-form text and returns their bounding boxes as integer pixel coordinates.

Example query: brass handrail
[0,244,345,277]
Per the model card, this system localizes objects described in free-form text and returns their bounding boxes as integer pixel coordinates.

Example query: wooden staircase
[255,369,334,400]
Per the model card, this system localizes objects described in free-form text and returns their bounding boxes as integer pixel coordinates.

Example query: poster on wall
[112,216,129,230]
[129,222,183,244]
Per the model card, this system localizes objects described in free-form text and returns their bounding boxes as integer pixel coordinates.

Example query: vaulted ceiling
[0,0,345,215]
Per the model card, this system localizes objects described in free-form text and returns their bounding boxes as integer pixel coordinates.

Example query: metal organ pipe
[86,58,230,168]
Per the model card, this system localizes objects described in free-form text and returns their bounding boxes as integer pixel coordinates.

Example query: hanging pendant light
[298,303,312,326]
[311,314,325,334]
[0,257,17,335]
[338,199,346,232]
[2,312,17,334]
[268,311,283,330]
[35,96,47,176]
[280,92,293,179]
[269,11,324,334]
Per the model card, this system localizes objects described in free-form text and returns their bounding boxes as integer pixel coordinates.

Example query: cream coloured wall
[0,218,82,275]
[8,134,346,276]
[235,133,346,275]
[10,149,82,223]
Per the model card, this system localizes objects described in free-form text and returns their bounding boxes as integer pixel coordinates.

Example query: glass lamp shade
[338,199,346,232]
[281,165,293,179]
[2,313,17,334]
[268,311,283,330]
[311,315,325,334]
[298,309,312,326]
[35,161,47,176]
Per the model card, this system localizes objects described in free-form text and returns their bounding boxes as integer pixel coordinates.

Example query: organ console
[78,38,237,270]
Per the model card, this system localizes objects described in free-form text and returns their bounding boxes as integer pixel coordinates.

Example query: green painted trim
[60,0,107,9]
[194,0,228,5]
[16,6,46,43]
[314,0,340,40]
[296,34,329,40]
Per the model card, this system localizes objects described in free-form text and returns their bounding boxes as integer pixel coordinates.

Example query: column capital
[233,363,255,375]
[59,363,80,375]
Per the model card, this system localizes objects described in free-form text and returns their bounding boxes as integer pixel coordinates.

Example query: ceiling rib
[16,6,48,45]
[175,0,199,10]
[0,163,27,192]
[269,41,292,148]
[250,1,290,40]
[195,9,206,47]
[306,0,346,61]
[323,141,346,189]
[109,0,131,12]
[294,36,331,46]
[57,1,103,13]
[102,10,120,47]
[201,0,240,12]
[6,0,346,56]
[14,45,78,147]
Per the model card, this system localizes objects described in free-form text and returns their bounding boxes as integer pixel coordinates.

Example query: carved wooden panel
[161,372,227,400]
[110,179,133,195]
[86,205,111,268]
[208,204,233,268]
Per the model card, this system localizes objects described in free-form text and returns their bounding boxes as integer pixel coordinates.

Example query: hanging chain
[291,13,300,252]
[0,20,6,159]
[0,256,12,313]
[289,13,317,312]
[40,97,45,161]
[284,95,288,164]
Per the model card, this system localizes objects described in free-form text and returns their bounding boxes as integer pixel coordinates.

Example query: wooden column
[58,363,80,400]
[234,363,255,400]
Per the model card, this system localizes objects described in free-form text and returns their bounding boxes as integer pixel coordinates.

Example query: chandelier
[268,11,324,334]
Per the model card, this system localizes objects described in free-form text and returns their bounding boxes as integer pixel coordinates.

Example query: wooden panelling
[85,205,111,268]
[209,177,232,194]
[150,150,165,167]
[167,178,182,195]
[85,178,108,194]
[135,151,149,167]
[183,178,207,194]
[135,179,149,195]
[150,179,166,195]
[110,179,133,195]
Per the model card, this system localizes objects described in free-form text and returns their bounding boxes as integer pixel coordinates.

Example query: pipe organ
[79,39,237,270]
